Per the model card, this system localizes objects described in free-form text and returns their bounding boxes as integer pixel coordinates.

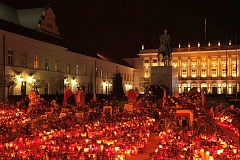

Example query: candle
[217,149,223,155]
[205,151,210,160]
[100,145,104,151]
[209,156,214,160]
[233,148,237,154]
[200,149,204,158]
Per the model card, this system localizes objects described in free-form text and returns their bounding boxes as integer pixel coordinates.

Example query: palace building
[126,43,240,95]
[0,2,239,101]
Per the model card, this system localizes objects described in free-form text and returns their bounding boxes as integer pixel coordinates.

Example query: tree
[28,79,46,91]
[112,72,125,98]
[1,74,17,96]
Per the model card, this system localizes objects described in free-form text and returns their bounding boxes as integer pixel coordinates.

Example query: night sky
[1,0,240,58]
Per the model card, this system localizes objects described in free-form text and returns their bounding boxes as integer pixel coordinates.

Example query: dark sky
[2,0,240,58]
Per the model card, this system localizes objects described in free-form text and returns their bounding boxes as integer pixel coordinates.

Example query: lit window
[44,58,50,70]
[34,55,39,69]
[201,68,206,77]
[95,68,98,77]
[232,68,237,77]
[145,70,149,78]
[182,69,187,77]
[54,60,58,71]
[232,61,237,77]
[100,68,103,78]
[191,68,196,77]
[211,68,217,77]
[7,49,13,66]
[76,65,79,75]
[66,64,71,73]
[144,59,149,63]
[222,68,226,77]
[20,52,27,68]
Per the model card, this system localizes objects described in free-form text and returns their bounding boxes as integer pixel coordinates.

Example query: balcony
[179,76,239,81]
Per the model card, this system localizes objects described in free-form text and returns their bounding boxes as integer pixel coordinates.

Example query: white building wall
[0,30,134,101]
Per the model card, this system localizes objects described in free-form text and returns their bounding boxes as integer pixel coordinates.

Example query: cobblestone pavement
[126,132,160,160]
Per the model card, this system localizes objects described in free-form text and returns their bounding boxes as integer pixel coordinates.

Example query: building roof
[97,52,133,68]
[0,2,45,30]
[139,44,239,55]
[0,2,133,68]
[17,8,44,30]
[0,18,65,47]
[0,2,19,24]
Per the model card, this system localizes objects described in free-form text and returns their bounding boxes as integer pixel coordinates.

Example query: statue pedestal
[151,66,178,94]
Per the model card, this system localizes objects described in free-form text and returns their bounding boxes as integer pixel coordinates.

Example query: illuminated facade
[0,3,134,101]
[132,43,240,94]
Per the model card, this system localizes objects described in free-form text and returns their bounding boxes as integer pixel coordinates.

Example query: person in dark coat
[155,84,164,107]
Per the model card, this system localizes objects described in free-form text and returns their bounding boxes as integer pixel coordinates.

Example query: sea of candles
[149,129,239,159]
[0,91,239,160]
[0,105,154,159]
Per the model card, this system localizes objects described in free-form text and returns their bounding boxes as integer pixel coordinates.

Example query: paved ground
[125,132,160,160]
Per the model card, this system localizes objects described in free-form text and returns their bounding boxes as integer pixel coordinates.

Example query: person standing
[79,88,85,107]
[75,88,81,107]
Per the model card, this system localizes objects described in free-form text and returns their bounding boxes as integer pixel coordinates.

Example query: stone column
[229,55,232,77]
[197,57,201,77]
[178,57,181,77]
[187,57,191,77]
[207,57,211,77]
[217,56,221,77]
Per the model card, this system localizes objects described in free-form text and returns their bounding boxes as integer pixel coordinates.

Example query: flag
[204,18,207,41]
[63,87,73,105]
[92,93,97,102]
[126,89,138,104]
[188,87,198,98]
[208,107,214,118]
[135,98,142,109]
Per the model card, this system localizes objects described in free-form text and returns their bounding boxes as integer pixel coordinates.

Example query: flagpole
[204,18,207,42]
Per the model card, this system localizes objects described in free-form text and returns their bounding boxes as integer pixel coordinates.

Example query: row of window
[7,49,133,81]
[144,59,158,64]
[181,67,237,78]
